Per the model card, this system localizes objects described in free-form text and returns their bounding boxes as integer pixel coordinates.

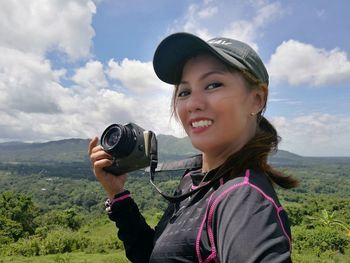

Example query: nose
[186,89,206,113]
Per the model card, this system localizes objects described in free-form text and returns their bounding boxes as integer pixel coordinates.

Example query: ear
[251,84,268,114]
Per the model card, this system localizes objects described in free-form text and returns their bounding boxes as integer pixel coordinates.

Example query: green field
[0,251,129,263]
[0,139,349,262]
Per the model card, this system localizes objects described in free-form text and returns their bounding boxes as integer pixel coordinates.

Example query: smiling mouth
[191,120,213,128]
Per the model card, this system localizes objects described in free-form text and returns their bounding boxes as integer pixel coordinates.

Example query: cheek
[210,93,243,113]
[175,103,188,126]
[215,98,250,127]
[218,92,252,115]
[209,90,248,108]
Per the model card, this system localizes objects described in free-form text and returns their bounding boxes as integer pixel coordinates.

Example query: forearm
[107,190,155,263]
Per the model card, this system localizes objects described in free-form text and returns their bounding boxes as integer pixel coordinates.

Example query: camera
[100,123,157,176]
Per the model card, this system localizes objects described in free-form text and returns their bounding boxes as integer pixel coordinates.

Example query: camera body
[100,123,157,176]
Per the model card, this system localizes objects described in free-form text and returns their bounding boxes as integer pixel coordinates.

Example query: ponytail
[257,116,299,189]
[219,116,299,189]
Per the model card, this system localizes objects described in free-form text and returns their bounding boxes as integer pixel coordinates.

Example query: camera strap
[148,155,225,203]
[146,154,202,172]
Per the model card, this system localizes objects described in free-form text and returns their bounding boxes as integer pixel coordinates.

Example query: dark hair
[171,53,299,189]
[220,116,299,189]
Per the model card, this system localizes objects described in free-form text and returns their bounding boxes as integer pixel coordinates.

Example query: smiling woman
[174,54,264,168]
[89,32,299,263]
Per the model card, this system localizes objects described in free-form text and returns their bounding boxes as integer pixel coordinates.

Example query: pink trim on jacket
[196,193,214,263]
[111,194,131,205]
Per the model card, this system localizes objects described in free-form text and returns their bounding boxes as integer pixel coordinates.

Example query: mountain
[269,150,350,166]
[0,139,90,163]
[268,150,304,166]
[0,135,198,163]
[156,134,199,160]
[0,136,349,167]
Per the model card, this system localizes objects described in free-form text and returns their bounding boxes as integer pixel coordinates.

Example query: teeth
[192,120,213,128]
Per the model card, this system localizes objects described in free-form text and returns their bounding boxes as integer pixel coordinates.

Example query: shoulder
[205,170,292,261]
[208,169,291,243]
[211,169,281,208]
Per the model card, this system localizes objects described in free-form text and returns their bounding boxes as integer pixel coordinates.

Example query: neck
[201,147,237,173]
[201,131,256,173]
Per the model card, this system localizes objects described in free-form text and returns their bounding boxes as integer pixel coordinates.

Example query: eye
[177,89,191,97]
[206,82,222,90]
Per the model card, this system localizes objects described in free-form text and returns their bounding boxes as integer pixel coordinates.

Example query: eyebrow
[179,70,227,85]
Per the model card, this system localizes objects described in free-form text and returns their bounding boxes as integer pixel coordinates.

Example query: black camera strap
[151,155,202,172]
[145,134,228,203]
[148,155,227,203]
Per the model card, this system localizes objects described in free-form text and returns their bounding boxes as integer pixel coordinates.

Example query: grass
[0,213,161,263]
[0,251,130,263]
[292,248,350,263]
[3,248,349,263]
[0,218,130,263]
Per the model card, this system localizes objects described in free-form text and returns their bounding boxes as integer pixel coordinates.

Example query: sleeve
[108,190,155,263]
[211,185,292,263]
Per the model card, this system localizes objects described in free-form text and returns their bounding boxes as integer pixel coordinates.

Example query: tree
[293,225,349,255]
[308,209,350,232]
[0,191,38,242]
[37,208,83,231]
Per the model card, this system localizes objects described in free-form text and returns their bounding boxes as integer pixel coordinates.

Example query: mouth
[191,119,213,128]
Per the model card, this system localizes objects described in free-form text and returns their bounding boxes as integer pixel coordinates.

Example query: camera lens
[104,126,121,148]
[100,124,136,158]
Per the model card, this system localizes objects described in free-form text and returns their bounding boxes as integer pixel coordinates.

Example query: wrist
[107,188,126,200]
[104,190,131,212]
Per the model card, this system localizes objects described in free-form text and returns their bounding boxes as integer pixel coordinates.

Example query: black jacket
[108,168,292,263]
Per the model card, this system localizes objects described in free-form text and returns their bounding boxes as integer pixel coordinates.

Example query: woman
[89,32,298,263]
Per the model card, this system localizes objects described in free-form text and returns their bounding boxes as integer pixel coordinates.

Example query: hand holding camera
[88,123,157,198]
[100,122,157,176]
[88,137,128,199]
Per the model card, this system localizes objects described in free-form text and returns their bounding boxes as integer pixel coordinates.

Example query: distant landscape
[0,135,349,262]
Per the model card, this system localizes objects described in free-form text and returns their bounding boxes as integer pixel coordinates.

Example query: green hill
[0,136,349,167]
[0,139,89,163]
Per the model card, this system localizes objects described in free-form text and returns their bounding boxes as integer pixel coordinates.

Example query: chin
[189,138,214,153]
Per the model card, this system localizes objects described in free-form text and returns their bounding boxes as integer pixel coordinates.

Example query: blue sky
[0,0,349,156]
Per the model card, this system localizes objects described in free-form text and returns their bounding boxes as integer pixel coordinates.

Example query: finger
[93,159,113,173]
[91,145,104,154]
[88,136,99,155]
[90,151,112,165]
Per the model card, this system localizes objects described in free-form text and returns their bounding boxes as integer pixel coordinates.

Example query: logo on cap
[208,39,232,45]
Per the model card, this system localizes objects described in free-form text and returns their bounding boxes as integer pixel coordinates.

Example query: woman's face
[175,54,265,157]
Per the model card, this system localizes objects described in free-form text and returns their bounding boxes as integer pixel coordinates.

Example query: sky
[0,0,349,157]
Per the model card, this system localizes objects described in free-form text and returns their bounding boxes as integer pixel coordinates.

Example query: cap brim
[153,32,248,85]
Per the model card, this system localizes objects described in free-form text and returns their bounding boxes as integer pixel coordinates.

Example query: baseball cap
[153,32,269,85]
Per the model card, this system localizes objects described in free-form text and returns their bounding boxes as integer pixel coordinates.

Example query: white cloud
[171,3,213,40]
[198,6,218,19]
[107,58,169,94]
[0,0,95,59]
[0,48,179,141]
[0,0,109,141]
[271,113,350,156]
[72,60,108,94]
[0,0,183,143]
[268,40,350,86]
[0,46,64,114]
[0,55,182,142]
[222,1,283,50]
[168,0,283,50]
